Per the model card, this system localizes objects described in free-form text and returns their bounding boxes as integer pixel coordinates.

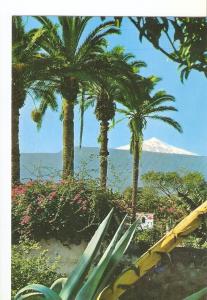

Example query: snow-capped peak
[116,137,197,156]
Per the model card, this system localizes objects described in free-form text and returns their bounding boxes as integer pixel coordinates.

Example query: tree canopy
[109,17,207,81]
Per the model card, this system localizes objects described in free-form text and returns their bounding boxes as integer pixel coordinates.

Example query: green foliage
[142,171,207,211]
[14,211,138,300]
[12,178,129,243]
[12,16,57,105]
[127,17,207,80]
[123,171,207,249]
[95,90,116,122]
[12,239,61,299]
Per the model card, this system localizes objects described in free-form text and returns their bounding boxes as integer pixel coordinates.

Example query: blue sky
[20,17,207,155]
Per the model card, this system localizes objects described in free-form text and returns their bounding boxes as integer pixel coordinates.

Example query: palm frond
[76,22,120,61]
[145,105,178,115]
[149,115,183,133]
[34,16,64,56]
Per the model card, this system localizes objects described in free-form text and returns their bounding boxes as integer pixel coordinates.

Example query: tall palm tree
[34,16,120,178]
[95,86,117,189]
[12,17,56,184]
[80,47,145,189]
[118,78,183,220]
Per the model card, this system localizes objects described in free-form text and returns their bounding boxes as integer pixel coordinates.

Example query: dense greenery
[124,171,207,249]
[12,239,62,298]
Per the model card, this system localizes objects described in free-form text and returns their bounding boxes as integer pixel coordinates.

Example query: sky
[20,17,207,155]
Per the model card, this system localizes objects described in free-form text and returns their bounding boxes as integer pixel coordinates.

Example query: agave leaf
[76,215,128,300]
[14,284,61,300]
[16,292,44,300]
[95,220,138,298]
[183,287,207,300]
[59,209,114,300]
[50,278,67,294]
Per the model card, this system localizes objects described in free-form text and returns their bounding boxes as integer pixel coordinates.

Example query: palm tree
[95,86,117,189]
[80,47,145,189]
[118,77,183,220]
[34,16,120,178]
[12,17,56,184]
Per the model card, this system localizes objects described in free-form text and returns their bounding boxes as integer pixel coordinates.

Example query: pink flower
[167,207,175,213]
[73,193,82,203]
[48,191,57,201]
[12,186,27,198]
[21,215,31,225]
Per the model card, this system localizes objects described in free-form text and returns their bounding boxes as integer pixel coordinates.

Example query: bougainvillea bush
[12,171,206,248]
[12,178,129,243]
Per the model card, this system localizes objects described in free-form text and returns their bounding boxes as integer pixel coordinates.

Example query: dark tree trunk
[12,102,20,185]
[62,99,74,178]
[12,84,25,185]
[99,120,109,189]
[132,139,140,221]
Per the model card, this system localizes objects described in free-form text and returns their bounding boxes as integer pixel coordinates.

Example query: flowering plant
[12,178,128,243]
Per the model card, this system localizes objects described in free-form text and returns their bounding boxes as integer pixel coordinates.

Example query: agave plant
[183,287,207,300]
[14,209,137,300]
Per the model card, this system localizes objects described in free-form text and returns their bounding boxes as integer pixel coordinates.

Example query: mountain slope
[116,137,197,156]
[20,147,207,191]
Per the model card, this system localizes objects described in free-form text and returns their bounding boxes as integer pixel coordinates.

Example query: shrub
[12,239,62,298]
[12,178,129,243]
[123,173,207,250]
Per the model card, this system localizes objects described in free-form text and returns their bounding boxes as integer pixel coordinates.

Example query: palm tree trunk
[132,139,140,221]
[12,103,20,185]
[12,79,26,184]
[12,85,25,185]
[62,98,74,178]
[99,120,109,189]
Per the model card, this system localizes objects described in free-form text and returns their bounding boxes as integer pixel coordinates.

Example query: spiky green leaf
[14,284,61,300]
[59,209,114,300]
[76,215,128,300]
[50,278,67,294]
[183,287,207,300]
[95,220,138,298]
